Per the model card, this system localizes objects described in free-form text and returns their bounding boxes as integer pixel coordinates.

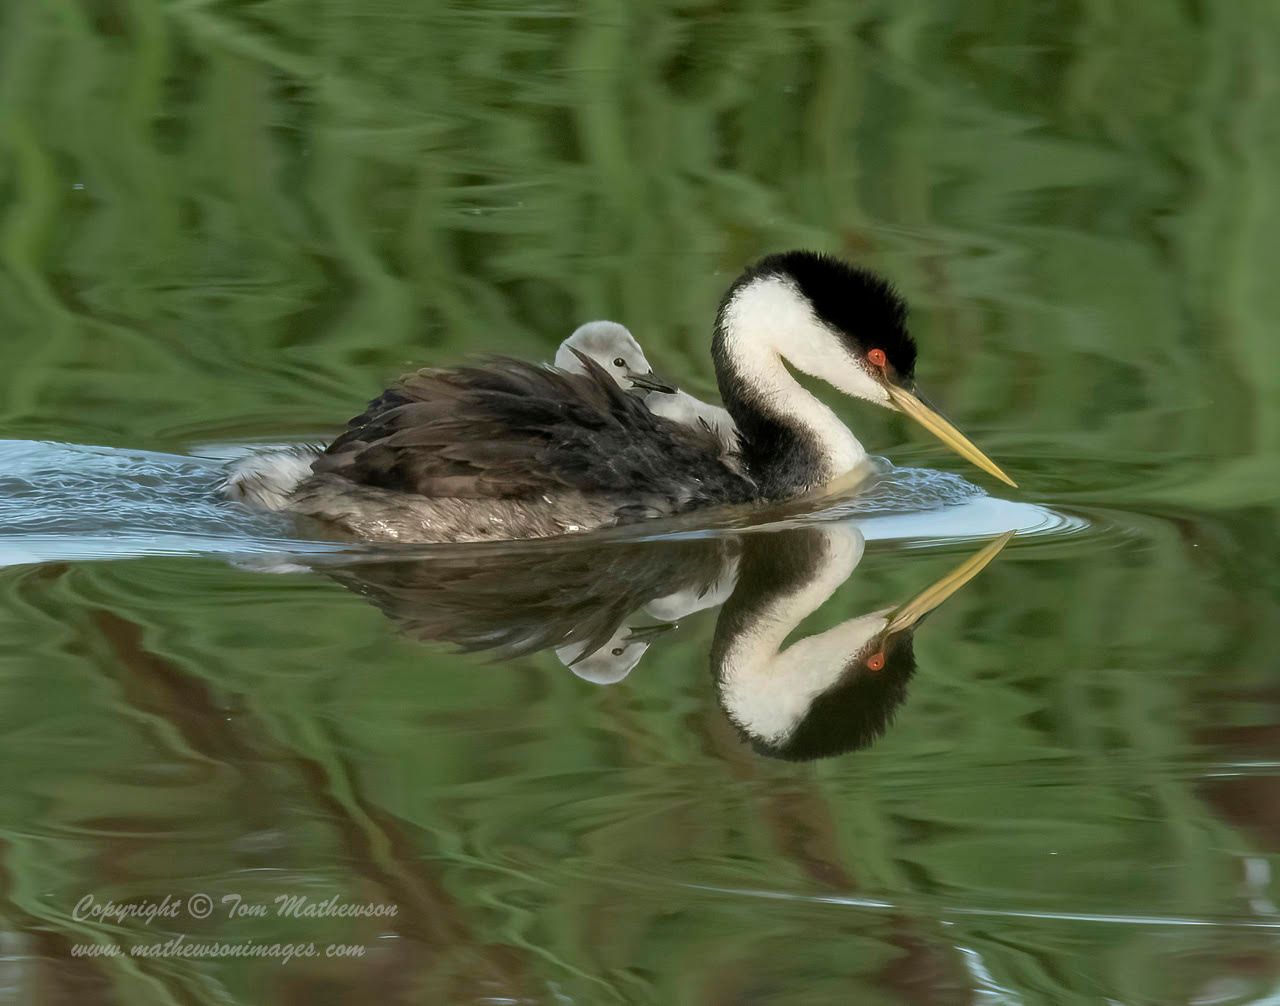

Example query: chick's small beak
[627,369,678,395]
[625,622,677,642]
[884,383,1018,488]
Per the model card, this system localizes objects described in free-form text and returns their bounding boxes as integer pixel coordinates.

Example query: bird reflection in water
[324,527,1011,760]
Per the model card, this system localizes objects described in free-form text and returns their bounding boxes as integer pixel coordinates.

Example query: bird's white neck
[714,277,870,493]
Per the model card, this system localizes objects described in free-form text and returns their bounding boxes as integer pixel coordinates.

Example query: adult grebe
[283,251,1014,542]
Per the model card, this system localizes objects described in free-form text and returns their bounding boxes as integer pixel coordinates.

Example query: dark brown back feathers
[311,355,755,520]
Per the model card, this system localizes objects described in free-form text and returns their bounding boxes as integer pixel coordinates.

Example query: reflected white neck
[719,527,887,743]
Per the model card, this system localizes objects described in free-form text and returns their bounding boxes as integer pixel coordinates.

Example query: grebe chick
[557,321,738,454]
[281,251,1016,542]
[641,380,737,456]
[554,321,665,391]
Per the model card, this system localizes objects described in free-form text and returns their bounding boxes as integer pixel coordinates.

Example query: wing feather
[308,354,753,515]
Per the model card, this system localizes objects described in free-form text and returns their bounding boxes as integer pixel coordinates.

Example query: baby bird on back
[555,321,737,456]
[223,320,736,512]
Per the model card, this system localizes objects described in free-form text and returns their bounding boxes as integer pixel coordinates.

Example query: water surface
[1,3,1278,1004]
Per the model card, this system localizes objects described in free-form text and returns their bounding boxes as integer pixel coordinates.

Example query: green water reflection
[1,1,1279,1003]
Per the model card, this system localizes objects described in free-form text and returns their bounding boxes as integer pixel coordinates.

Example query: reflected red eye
[867,348,887,369]
[866,651,885,671]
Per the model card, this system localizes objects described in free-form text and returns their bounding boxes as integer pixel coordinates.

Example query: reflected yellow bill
[885,531,1015,635]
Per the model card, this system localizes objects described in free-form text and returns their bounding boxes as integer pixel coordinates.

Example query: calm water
[2,3,1279,1004]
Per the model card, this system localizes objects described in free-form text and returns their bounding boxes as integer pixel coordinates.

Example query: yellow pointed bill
[884,531,1014,635]
[886,385,1017,488]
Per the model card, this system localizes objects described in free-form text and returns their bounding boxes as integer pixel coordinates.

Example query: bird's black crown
[742,250,917,383]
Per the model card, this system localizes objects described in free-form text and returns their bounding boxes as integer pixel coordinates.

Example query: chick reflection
[323,527,1008,760]
[555,556,739,684]
[555,623,663,685]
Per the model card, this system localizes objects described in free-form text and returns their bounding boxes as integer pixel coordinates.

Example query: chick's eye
[612,357,626,368]
[611,647,624,656]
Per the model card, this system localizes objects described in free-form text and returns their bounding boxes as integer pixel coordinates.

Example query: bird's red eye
[866,651,885,672]
[867,348,887,369]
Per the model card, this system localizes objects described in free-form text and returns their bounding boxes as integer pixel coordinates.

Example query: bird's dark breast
[710,348,829,500]
[730,408,830,501]
[306,357,755,527]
